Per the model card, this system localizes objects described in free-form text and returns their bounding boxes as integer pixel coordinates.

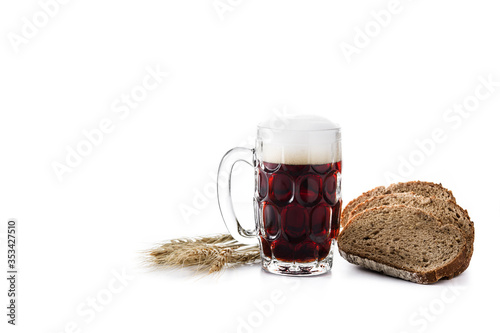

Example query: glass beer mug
[217,115,342,275]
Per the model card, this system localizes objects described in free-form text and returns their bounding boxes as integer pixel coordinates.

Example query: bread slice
[341,186,387,228]
[349,193,474,276]
[350,194,473,244]
[337,205,467,284]
[340,181,456,228]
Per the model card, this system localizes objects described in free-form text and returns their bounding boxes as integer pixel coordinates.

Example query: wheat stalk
[144,234,260,274]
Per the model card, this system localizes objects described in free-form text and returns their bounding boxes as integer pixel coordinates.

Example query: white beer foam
[257,115,341,165]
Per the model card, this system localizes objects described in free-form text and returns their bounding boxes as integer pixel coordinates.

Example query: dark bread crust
[340,181,456,228]
[338,205,468,284]
[339,245,468,284]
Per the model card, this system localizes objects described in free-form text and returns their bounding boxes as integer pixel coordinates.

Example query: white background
[1,1,499,332]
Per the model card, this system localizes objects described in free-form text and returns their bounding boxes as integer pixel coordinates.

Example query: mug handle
[217,147,258,245]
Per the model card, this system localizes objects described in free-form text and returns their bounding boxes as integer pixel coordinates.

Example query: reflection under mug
[217,116,342,275]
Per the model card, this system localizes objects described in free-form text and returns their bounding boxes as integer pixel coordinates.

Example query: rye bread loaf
[340,181,456,228]
[349,193,474,276]
[337,205,467,284]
